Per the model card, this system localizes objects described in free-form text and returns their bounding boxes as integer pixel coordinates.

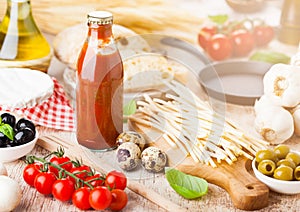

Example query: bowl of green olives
[0,112,38,162]
[252,144,300,195]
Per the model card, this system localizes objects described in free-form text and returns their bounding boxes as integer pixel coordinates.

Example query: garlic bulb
[254,103,294,144]
[263,63,300,108]
[254,94,281,114]
[292,105,300,136]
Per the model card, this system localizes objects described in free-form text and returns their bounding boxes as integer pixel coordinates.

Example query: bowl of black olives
[252,144,300,194]
[0,112,38,162]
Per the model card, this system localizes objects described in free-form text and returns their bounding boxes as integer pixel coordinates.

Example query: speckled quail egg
[116,142,141,171]
[141,147,167,173]
[116,131,146,151]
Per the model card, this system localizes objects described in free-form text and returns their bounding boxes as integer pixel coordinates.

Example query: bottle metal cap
[87,11,113,25]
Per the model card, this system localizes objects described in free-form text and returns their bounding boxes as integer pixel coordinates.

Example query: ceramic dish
[0,130,38,163]
[198,61,272,105]
[225,0,265,13]
[252,157,300,195]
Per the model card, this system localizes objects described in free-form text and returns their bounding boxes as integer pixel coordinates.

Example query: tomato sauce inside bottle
[76,11,123,150]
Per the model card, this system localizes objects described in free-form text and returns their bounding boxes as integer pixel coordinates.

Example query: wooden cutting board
[128,119,269,211]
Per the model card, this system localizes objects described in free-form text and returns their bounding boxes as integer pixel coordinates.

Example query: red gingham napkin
[0,77,75,131]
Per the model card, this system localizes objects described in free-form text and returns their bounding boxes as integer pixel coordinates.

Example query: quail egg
[141,147,167,173]
[116,131,146,151]
[116,142,141,171]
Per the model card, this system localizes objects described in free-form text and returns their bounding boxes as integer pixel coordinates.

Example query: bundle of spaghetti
[129,80,269,168]
[0,0,202,43]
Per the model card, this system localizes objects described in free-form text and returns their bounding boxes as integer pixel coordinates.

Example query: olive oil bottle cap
[87,11,113,25]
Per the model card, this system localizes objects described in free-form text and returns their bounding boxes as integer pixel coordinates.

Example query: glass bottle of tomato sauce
[76,11,123,151]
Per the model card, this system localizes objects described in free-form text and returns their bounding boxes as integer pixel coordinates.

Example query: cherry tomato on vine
[198,25,217,50]
[72,187,91,210]
[206,33,232,61]
[34,172,56,195]
[105,170,127,190]
[89,186,112,210]
[85,173,104,187]
[231,29,255,57]
[49,156,73,177]
[109,189,128,211]
[52,178,75,202]
[68,165,92,184]
[23,163,41,187]
[253,25,274,47]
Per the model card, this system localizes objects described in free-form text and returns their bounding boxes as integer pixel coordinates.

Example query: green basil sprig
[165,168,208,199]
[0,116,15,141]
[123,99,136,116]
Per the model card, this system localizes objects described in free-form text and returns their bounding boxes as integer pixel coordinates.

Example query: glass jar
[76,11,123,151]
[278,0,300,46]
[0,0,52,72]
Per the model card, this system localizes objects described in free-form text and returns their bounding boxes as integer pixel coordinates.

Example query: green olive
[286,152,300,166]
[277,159,296,169]
[273,166,294,181]
[258,159,276,176]
[274,144,290,159]
[255,149,277,163]
[294,166,300,181]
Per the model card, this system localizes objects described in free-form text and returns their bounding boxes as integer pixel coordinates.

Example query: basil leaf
[208,14,228,25]
[123,99,136,116]
[165,168,208,199]
[0,123,14,141]
[250,50,291,64]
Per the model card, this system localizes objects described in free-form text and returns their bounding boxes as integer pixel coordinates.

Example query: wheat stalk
[0,0,202,43]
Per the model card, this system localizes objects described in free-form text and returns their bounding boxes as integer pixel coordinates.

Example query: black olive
[14,128,35,145]
[1,113,16,128]
[0,132,8,147]
[16,118,36,135]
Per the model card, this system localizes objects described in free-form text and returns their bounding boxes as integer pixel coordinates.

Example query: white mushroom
[263,63,300,108]
[0,176,22,211]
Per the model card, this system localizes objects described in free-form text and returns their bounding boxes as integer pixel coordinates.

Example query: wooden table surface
[5,103,300,212]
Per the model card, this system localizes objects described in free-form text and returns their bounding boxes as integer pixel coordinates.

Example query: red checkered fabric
[0,77,75,131]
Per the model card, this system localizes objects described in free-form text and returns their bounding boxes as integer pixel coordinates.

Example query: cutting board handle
[178,158,269,211]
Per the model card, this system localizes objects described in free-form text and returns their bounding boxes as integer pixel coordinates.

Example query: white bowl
[252,159,300,195]
[0,130,38,163]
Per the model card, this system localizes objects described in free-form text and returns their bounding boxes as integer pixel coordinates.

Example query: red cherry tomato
[109,189,128,211]
[198,25,217,50]
[34,172,57,195]
[23,163,41,187]
[68,165,92,184]
[231,29,255,57]
[206,33,232,61]
[105,170,127,190]
[89,186,112,210]
[49,156,73,177]
[52,178,75,202]
[72,187,91,210]
[253,25,274,47]
[85,173,104,187]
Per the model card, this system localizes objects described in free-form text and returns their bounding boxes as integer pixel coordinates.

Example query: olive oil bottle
[0,0,52,72]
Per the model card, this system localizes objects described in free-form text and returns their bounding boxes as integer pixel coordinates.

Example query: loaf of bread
[123,54,188,92]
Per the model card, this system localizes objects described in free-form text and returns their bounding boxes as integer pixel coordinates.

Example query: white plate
[0,68,54,108]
